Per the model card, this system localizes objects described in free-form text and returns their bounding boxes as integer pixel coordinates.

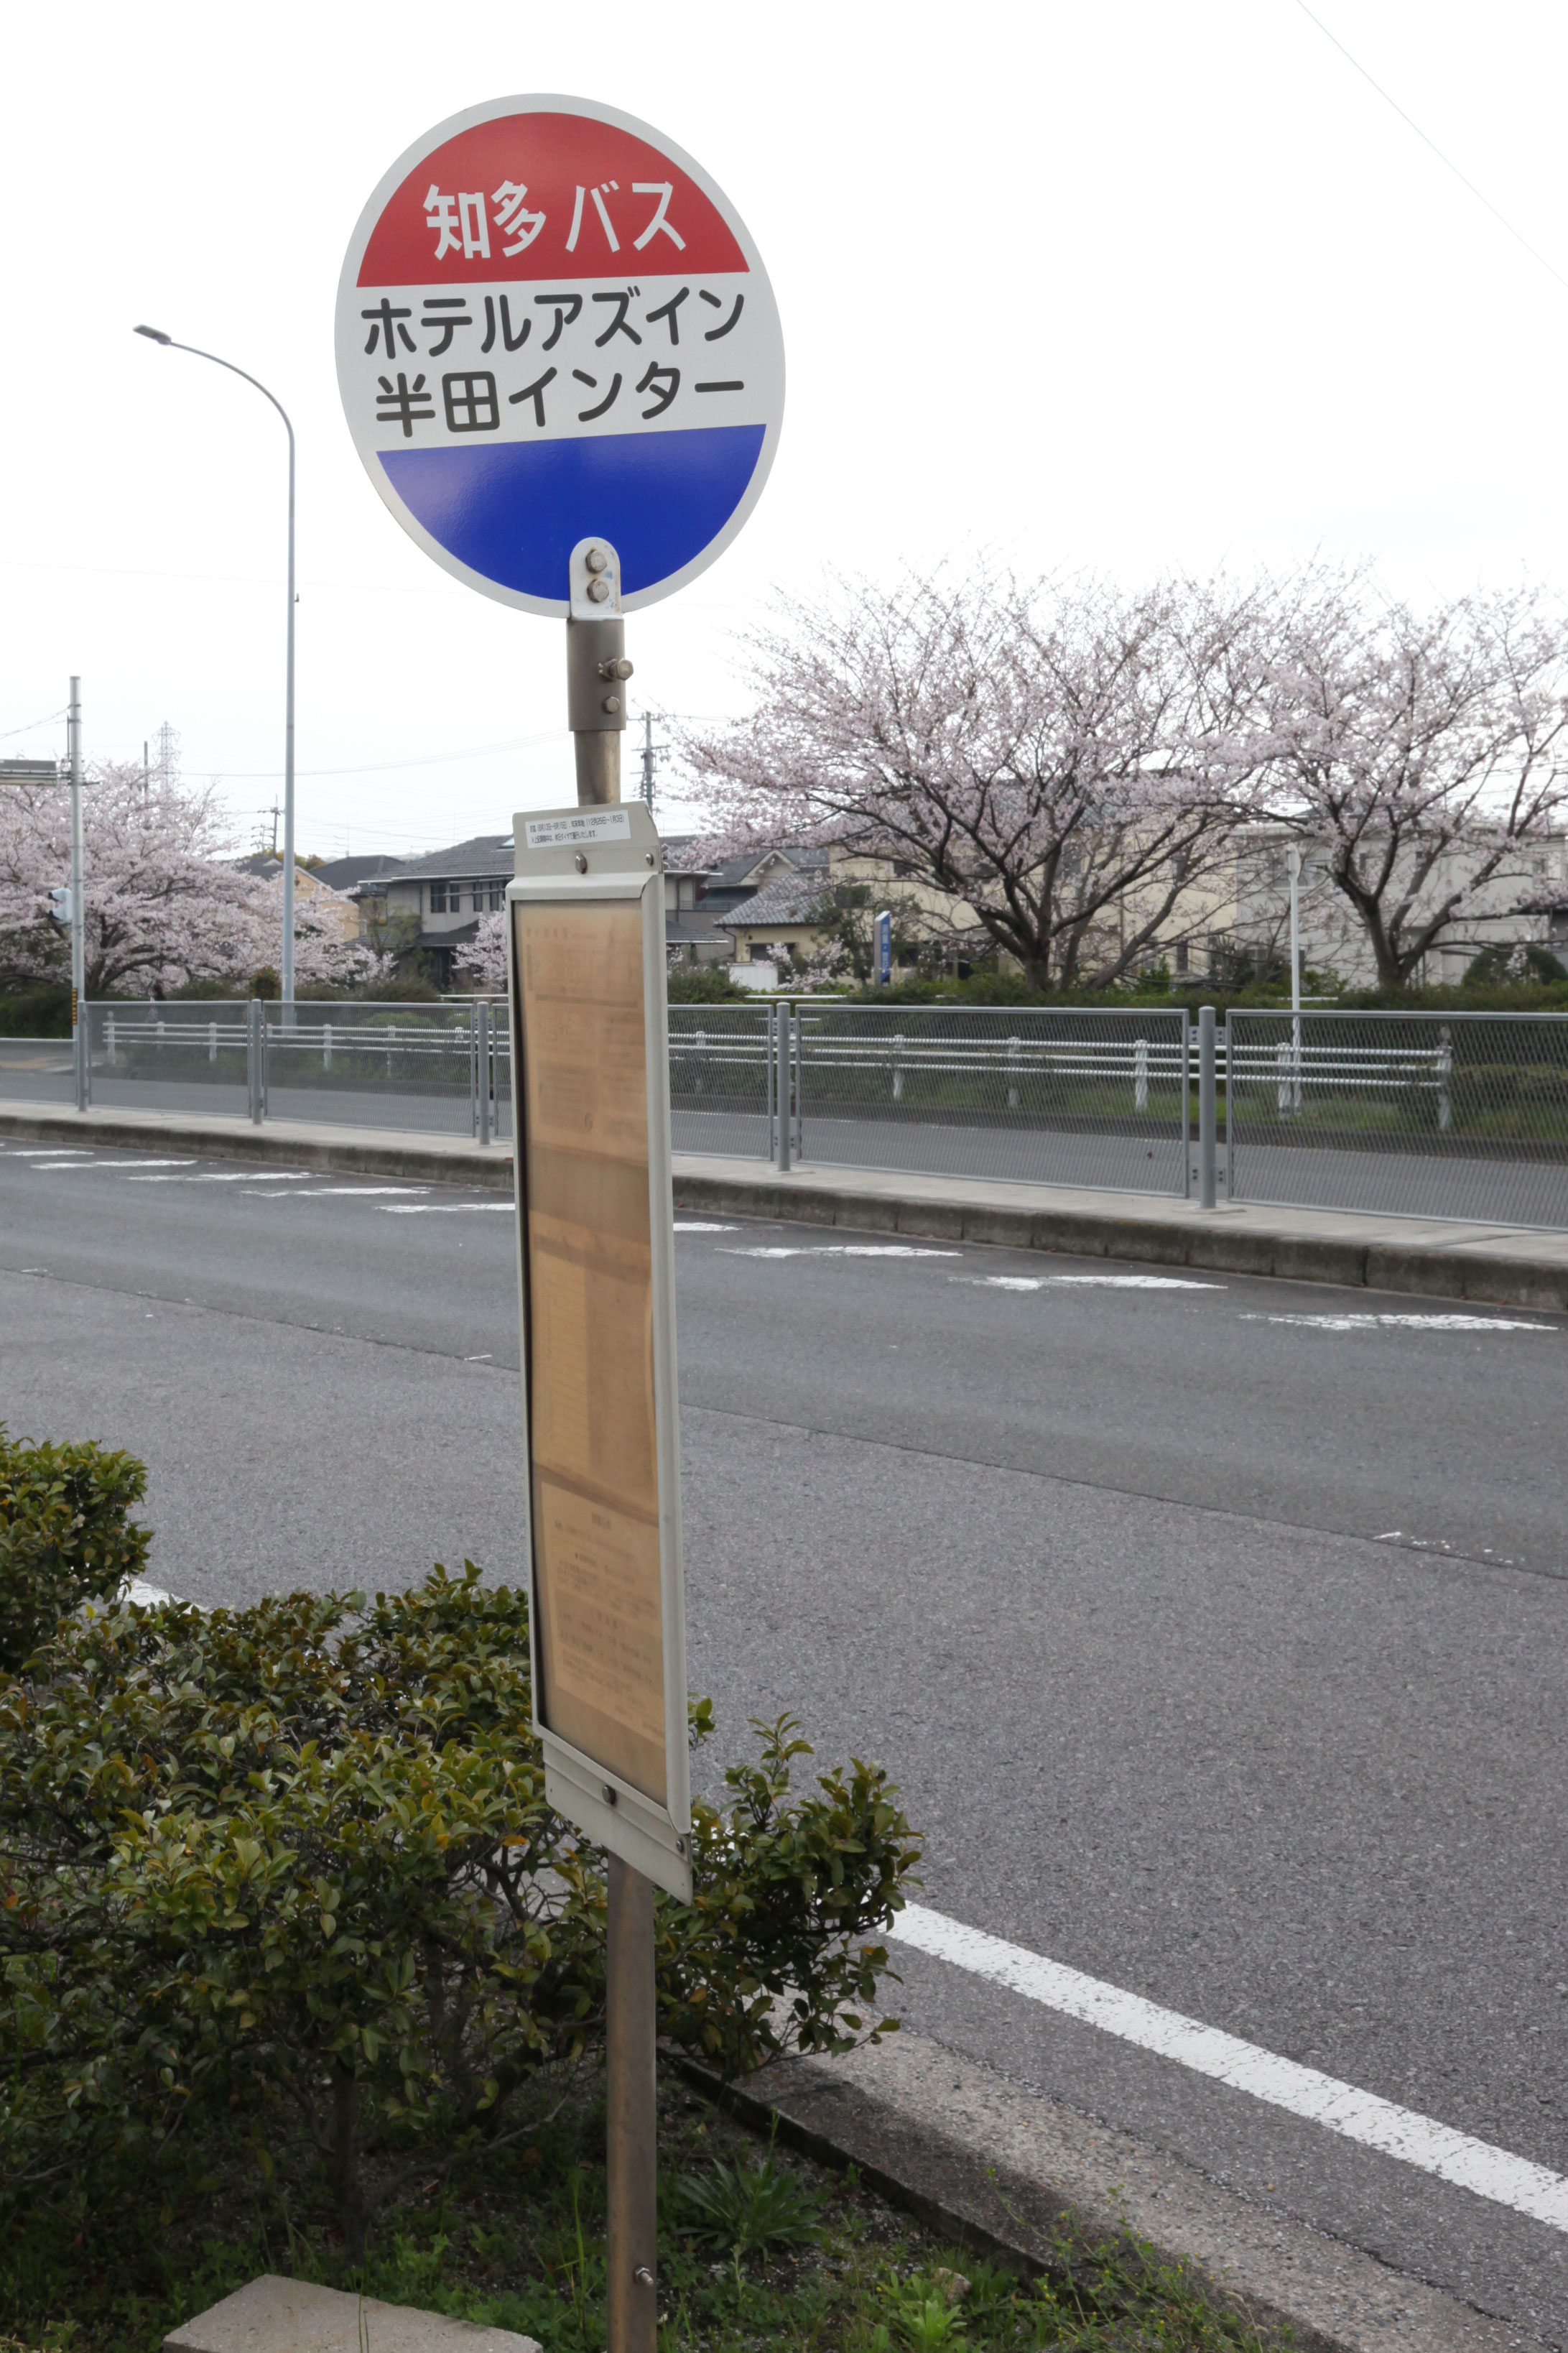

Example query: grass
[0,2075,1291,2353]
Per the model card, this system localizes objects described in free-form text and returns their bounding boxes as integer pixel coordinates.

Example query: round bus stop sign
[335,95,784,615]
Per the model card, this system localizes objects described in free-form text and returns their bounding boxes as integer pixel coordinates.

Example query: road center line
[891,1902,1568,2230]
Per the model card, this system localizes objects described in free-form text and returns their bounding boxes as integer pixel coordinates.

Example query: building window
[430,882,451,912]
[487,884,505,910]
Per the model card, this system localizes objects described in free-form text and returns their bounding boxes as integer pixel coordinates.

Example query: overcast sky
[7,1,1568,856]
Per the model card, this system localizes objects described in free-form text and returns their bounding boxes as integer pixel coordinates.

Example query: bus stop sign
[336,94,784,615]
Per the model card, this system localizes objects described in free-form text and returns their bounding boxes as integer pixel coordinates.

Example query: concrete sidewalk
[4,1099,1565,1312]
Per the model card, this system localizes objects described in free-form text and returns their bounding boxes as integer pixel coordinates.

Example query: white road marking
[953,1273,1223,1292]
[720,1244,962,1259]
[123,1578,175,1607]
[270,1185,431,1198]
[674,1221,739,1231]
[128,1170,314,1183]
[2,1148,95,1157]
[892,1901,1568,2231]
[382,1202,513,1214]
[1243,1312,1554,1333]
[31,1157,195,1171]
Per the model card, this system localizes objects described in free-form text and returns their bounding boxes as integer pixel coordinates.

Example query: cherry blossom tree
[1253,575,1568,985]
[680,569,1271,991]
[452,910,507,992]
[0,754,380,997]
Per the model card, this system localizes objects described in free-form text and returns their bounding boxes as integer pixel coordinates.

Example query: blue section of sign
[379,425,766,599]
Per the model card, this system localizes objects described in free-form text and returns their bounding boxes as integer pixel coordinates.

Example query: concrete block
[1103,1221,1192,1269]
[164,2274,539,2353]
[1028,1214,1108,1259]
[1458,1259,1568,1315]
[829,1191,901,1233]
[1363,1247,1464,1300]
[894,1200,967,1242]
[1271,1237,1368,1293]
[960,1206,1035,1252]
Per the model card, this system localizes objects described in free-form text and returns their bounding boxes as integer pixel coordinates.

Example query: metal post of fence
[1133,1035,1148,1114]
[774,1000,792,1173]
[247,999,262,1124]
[1225,1011,1235,1202]
[1437,1023,1452,1132]
[1197,1004,1217,1208]
[478,1001,492,1148]
[792,1002,802,1159]
[1181,1018,1192,1199]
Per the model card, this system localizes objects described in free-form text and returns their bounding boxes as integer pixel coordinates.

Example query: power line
[199,728,567,780]
[1294,0,1568,297]
[0,706,67,741]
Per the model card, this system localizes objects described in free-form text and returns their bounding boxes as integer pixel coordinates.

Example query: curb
[670,1169,1568,1315]
[0,1106,514,1190]
[5,1103,1565,1312]
[680,2031,1528,2353]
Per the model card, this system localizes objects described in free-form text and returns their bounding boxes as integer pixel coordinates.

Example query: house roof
[315,854,408,891]
[383,835,516,882]
[719,873,832,931]
[665,912,736,947]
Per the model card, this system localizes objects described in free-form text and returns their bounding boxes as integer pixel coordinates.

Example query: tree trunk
[327,2061,372,2268]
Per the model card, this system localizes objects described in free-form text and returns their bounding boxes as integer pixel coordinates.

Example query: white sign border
[335,91,785,619]
[506,802,692,1900]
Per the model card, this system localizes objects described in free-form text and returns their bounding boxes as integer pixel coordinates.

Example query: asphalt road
[2,1139,1566,2342]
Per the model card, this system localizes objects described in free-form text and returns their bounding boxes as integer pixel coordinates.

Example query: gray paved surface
[2,1139,1567,2342]
[9,1064,1568,1225]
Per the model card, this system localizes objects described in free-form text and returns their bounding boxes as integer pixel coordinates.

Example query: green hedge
[0,1426,151,1673]
[0,1559,919,2262]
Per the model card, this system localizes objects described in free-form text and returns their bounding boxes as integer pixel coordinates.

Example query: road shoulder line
[685,2027,1529,2353]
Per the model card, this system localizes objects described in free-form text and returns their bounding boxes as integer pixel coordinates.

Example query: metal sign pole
[67,678,87,1112]
[563,538,657,2353]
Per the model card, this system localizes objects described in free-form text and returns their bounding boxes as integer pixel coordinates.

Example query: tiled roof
[719,874,832,929]
[383,835,516,882]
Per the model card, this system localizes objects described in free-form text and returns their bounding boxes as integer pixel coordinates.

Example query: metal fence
[1226,1009,1568,1229]
[793,1003,1191,1194]
[5,998,1567,1231]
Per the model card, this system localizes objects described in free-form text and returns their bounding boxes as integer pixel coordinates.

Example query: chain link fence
[667,1003,779,1160]
[1226,1009,1568,1228]
[793,1003,1191,1194]
[6,998,1568,1231]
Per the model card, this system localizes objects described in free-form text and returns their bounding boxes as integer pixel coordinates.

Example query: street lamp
[134,324,298,1007]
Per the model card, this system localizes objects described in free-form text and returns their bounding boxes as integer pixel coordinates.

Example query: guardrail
[2,999,1565,1229]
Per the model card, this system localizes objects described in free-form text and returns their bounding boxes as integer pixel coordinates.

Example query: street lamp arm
[159,338,296,454]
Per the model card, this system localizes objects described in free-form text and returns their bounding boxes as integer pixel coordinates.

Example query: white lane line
[1,1148,95,1157]
[720,1244,962,1259]
[128,1170,314,1183]
[674,1221,739,1231]
[382,1202,513,1214]
[891,1901,1568,2231]
[267,1185,432,1198]
[1243,1311,1554,1333]
[31,1157,195,1171]
[953,1273,1224,1292]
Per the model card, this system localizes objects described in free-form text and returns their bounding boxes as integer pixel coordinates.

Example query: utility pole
[637,711,667,812]
[68,679,87,1112]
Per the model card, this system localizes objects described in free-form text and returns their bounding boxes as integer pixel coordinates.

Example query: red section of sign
[358,111,748,285]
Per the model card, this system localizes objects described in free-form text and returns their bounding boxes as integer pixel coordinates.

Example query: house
[312,855,410,932]
[236,856,361,946]
[371,836,516,986]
